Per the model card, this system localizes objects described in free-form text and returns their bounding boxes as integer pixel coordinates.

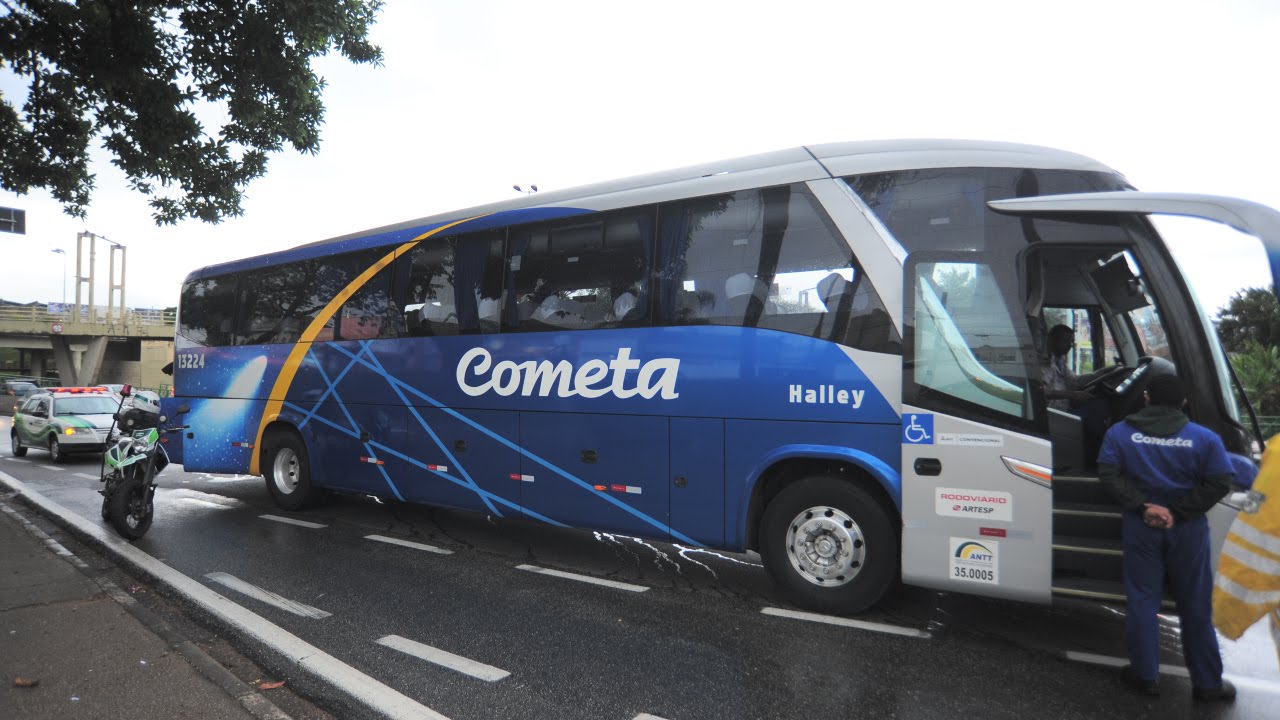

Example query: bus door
[900,253,1054,602]
[988,191,1280,562]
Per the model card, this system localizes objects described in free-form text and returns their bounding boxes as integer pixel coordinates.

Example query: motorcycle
[98,385,188,539]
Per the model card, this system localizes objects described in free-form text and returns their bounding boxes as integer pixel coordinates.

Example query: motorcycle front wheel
[107,473,153,539]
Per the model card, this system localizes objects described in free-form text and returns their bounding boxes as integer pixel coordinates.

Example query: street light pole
[50,248,66,305]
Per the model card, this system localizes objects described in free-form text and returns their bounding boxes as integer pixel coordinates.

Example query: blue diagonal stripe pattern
[310,341,699,546]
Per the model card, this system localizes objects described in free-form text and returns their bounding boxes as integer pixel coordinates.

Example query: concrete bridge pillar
[50,335,108,386]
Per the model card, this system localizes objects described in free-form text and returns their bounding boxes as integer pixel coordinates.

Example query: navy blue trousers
[1121,511,1223,688]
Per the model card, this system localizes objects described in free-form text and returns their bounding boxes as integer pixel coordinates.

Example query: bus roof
[187,139,1116,281]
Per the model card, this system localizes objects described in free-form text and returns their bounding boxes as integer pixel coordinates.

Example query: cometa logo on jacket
[1131,432,1193,448]
[457,347,680,399]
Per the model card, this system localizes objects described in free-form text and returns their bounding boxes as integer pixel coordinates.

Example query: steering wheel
[1111,356,1156,397]
[1080,363,1130,393]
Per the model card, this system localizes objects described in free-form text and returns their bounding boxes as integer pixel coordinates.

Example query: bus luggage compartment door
[518,412,671,541]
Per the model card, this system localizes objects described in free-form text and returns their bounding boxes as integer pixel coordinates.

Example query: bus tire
[759,476,898,614]
[263,431,324,511]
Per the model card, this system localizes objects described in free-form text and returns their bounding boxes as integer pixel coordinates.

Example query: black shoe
[1120,665,1160,696]
[1193,679,1237,702]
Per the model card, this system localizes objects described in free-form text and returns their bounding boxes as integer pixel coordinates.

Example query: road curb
[0,496,293,720]
[0,469,449,720]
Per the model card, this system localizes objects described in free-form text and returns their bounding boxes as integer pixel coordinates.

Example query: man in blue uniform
[1097,375,1236,702]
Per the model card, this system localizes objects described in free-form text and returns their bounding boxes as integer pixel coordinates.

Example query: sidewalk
[0,499,285,719]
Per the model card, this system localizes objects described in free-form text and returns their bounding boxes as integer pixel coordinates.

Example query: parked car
[2,380,39,415]
[10,386,120,462]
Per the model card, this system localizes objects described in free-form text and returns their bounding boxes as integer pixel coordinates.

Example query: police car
[9,387,122,462]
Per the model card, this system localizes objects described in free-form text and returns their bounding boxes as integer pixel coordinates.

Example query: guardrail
[1255,416,1280,440]
[0,305,175,329]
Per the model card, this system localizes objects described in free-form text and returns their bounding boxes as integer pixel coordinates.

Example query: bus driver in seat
[1043,324,1113,460]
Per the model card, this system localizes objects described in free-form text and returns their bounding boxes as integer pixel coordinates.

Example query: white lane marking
[761,607,932,639]
[4,457,31,463]
[0,472,448,720]
[74,472,99,479]
[180,498,233,510]
[260,514,326,529]
[365,534,452,555]
[515,564,649,593]
[635,715,673,720]
[376,635,510,682]
[1064,651,1280,692]
[205,572,332,619]
[40,464,66,471]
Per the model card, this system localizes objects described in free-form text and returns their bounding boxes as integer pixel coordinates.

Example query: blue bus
[168,140,1277,613]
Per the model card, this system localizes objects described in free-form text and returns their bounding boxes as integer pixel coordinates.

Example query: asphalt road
[3,416,1278,720]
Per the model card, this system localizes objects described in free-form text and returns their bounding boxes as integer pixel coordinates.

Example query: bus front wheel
[263,432,325,511]
[759,476,898,614]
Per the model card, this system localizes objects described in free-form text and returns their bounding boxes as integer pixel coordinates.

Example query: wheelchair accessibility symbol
[903,414,934,445]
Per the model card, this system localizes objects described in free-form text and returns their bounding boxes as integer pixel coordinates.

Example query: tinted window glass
[845,168,1131,255]
[237,261,324,345]
[657,184,899,352]
[507,210,652,331]
[339,257,401,341]
[178,275,238,347]
[403,231,505,336]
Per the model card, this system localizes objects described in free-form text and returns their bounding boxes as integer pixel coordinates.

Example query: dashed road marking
[376,635,510,682]
[761,607,931,639]
[3,457,31,463]
[365,534,452,555]
[259,514,326,529]
[515,564,649,593]
[40,464,65,471]
[73,472,99,479]
[0,472,448,720]
[205,572,332,619]
[181,498,234,510]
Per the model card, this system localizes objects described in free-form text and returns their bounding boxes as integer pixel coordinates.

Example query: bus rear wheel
[759,476,898,614]
[263,431,325,511]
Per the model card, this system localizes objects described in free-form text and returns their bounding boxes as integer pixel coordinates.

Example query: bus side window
[179,276,238,347]
[395,232,504,338]
[505,210,651,332]
[656,184,900,353]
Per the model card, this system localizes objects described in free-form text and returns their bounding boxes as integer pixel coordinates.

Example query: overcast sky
[1,0,1275,312]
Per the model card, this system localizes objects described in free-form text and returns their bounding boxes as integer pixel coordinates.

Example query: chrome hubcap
[272,449,300,494]
[785,505,865,587]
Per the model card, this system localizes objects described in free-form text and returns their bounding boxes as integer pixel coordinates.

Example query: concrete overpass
[0,303,175,388]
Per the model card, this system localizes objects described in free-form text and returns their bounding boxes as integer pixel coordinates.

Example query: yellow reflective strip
[1230,521,1280,558]
[249,216,484,475]
[1214,573,1280,605]
[1212,586,1269,639]
[1224,537,1280,578]
[1228,531,1280,565]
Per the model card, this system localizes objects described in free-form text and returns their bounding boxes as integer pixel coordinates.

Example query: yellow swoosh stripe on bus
[249,216,484,475]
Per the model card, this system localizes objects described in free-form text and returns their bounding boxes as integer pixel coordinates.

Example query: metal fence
[0,304,175,328]
[1255,416,1280,439]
